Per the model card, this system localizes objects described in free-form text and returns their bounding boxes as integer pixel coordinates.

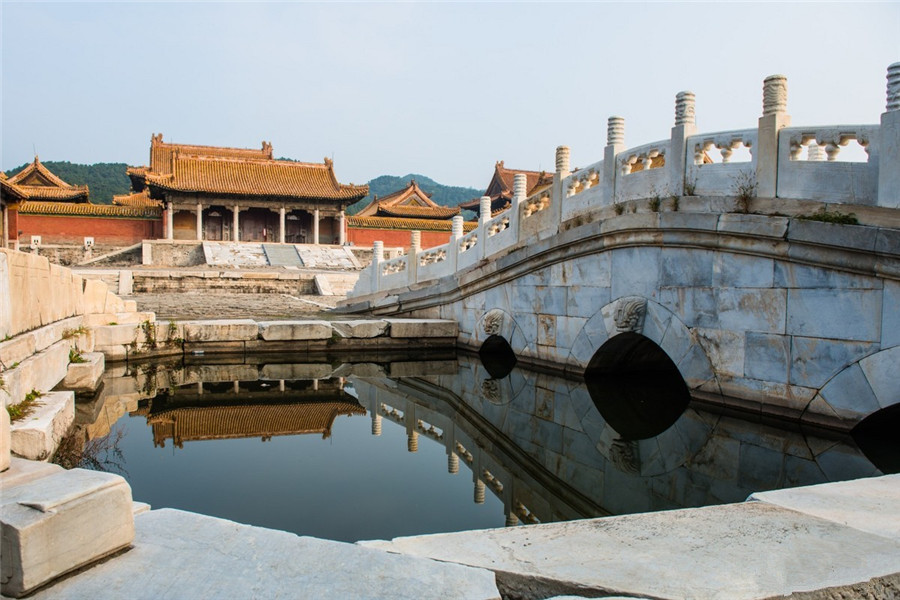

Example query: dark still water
[69,351,895,543]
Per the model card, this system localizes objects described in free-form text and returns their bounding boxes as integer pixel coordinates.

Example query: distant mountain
[347,174,482,215]
[4,161,130,205]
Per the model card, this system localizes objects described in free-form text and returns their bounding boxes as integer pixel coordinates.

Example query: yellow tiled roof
[147,401,367,447]
[357,180,458,219]
[15,201,161,218]
[112,190,161,208]
[4,156,90,202]
[149,133,274,175]
[377,205,460,219]
[145,153,369,201]
[347,216,477,232]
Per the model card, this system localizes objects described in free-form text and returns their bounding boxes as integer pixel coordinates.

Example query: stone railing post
[547,146,568,236]
[756,74,791,198]
[372,240,383,291]
[669,91,698,196]
[513,173,527,203]
[878,62,900,208]
[196,203,203,241]
[604,117,625,205]
[479,196,491,259]
[407,230,420,285]
[450,215,463,272]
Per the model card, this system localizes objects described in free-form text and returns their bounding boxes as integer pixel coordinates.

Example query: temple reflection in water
[68,351,892,541]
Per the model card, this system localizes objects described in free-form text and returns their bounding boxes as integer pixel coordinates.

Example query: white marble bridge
[342,64,900,431]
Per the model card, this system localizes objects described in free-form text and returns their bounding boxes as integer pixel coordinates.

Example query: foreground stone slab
[385,319,459,338]
[750,474,900,540]
[0,457,63,488]
[27,509,500,599]
[61,352,104,392]
[360,501,900,600]
[332,319,389,338]
[0,468,134,598]
[258,320,332,341]
[181,319,258,342]
[10,391,74,461]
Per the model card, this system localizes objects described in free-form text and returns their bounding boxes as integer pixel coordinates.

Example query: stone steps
[262,243,303,267]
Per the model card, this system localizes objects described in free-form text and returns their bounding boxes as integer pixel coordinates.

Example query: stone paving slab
[750,474,900,540]
[360,501,900,600]
[25,508,500,600]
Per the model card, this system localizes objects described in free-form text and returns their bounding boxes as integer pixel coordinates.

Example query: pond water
[68,350,895,543]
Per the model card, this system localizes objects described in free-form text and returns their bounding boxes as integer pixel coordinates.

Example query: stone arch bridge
[341,65,900,432]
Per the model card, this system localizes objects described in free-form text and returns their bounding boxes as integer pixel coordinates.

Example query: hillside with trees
[4,161,131,205]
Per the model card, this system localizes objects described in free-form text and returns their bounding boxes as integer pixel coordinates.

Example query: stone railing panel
[457,229,480,271]
[686,129,758,196]
[777,125,879,203]
[519,190,555,241]
[417,242,452,283]
[379,255,408,291]
[562,159,609,222]
[615,140,670,202]
[484,209,516,258]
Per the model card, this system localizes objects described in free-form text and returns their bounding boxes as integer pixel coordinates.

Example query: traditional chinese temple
[0,157,162,247]
[459,161,554,218]
[128,134,368,244]
[346,180,475,249]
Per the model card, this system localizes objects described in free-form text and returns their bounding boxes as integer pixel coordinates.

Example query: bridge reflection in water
[71,351,891,541]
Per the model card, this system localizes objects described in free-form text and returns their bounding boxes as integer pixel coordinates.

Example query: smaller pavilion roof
[356,180,459,219]
[1,156,90,203]
[112,190,162,208]
[460,161,553,216]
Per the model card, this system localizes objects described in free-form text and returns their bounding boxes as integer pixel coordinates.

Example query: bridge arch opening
[851,404,900,475]
[479,335,517,380]
[584,332,690,441]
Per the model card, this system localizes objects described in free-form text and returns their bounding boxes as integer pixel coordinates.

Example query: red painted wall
[347,228,453,250]
[13,212,163,245]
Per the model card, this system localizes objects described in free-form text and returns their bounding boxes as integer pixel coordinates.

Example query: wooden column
[338,210,345,245]
[166,202,174,240]
[279,207,286,244]
[196,203,203,241]
[232,205,240,242]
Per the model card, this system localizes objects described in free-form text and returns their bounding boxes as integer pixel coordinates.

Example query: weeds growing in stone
[649,197,661,212]
[62,326,88,339]
[798,209,859,225]
[732,171,757,214]
[69,349,87,364]
[614,204,624,215]
[141,320,157,350]
[7,390,43,422]
[683,177,697,196]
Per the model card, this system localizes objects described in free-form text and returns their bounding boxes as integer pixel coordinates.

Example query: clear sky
[2,2,898,189]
